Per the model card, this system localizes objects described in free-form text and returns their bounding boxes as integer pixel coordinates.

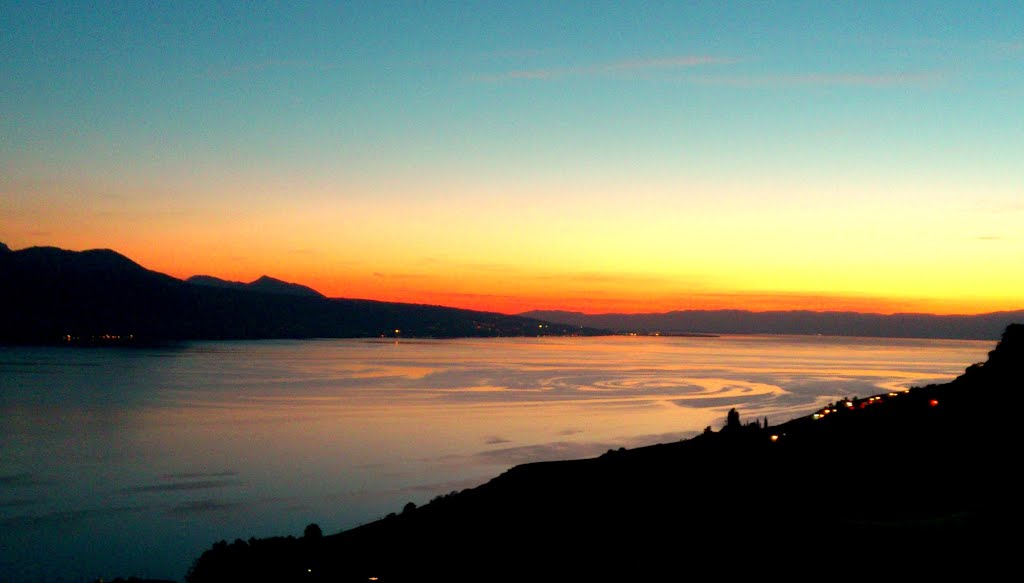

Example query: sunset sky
[3,2,1022,315]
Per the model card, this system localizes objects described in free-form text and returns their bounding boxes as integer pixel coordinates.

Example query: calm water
[0,335,991,582]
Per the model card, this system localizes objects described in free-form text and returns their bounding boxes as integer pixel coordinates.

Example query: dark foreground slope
[0,244,598,343]
[186,324,1024,582]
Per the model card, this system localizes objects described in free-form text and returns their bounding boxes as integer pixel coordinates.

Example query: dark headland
[3,242,1019,343]
[0,243,603,343]
[184,324,1024,582]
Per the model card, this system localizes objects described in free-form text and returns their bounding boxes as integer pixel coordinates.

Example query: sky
[2,1,1022,315]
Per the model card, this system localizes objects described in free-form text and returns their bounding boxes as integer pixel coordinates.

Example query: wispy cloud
[159,470,238,480]
[0,473,55,487]
[992,40,1024,55]
[534,272,678,286]
[373,272,427,279]
[449,262,682,287]
[203,59,332,80]
[0,498,42,508]
[975,200,1024,214]
[1,505,143,528]
[125,478,242,493]
[475,55,738,81]
[691,71,945,88]
[474,48,545,60]
[607,56,740,70]
[167,499,245,516]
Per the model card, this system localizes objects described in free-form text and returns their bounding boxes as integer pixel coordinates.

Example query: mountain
[186,275,325,298]
[185,324,1024,581]
[522,308,1024,340]
[0,243,601,344]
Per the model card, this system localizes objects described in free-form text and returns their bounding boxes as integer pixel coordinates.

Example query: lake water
[0,335,992,582]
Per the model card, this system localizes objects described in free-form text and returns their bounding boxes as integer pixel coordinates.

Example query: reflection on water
[0,335,989,581]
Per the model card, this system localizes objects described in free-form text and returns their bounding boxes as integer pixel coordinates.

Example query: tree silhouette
[726,408,740,429]
[303,523,322,540]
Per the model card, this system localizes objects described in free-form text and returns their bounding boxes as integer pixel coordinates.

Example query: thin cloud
[0,498,42,508]
[1,506,143,528]
[476,55,738,81]
[448,263,684,287]
[534,272,679,286]
[474,48,545,60]
[0,472,51,486]
[691,71,945,88]
[124,478,242,493]
[992,40,1024,55]
[975,200,1024,214]
[167,499,245,516]
[606,56,740,70]
[203,59,333,79]
[159,470,238,480]
[372,272,427,279]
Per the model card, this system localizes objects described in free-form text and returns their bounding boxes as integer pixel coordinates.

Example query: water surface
[0,335,990,581]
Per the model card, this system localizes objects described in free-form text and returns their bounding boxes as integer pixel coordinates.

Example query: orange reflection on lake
[0,335,991,581]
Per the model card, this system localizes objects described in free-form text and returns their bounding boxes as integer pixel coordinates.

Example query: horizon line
[4,241,1020,319]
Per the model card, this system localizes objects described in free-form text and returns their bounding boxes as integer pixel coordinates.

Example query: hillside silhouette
[0,243,599,343]
[186,275,326,298]
[185,324,1023,581]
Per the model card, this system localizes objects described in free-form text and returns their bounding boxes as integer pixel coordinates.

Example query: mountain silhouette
[0,243,599,344]
[186,275,325,298]
[523,308,1024,339]
[185,324,1023,581]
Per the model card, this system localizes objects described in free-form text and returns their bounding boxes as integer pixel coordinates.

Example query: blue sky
[2,1,1022,313]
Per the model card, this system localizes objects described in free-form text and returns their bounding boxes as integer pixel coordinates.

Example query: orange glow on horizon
[5,202,1020,320]
[157,262,1020,317]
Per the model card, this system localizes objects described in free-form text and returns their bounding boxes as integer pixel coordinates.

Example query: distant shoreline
[521,307,1024,340]
[5,243,1021,344]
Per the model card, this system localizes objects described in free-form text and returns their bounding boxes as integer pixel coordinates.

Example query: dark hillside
[0,244,600,343]
[186,324,1023,581]
[186,275,325,298]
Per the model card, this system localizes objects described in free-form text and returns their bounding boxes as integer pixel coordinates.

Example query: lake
[0,335,991,582]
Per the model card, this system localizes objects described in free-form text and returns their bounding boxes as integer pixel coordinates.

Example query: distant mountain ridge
[4,241,1018,342]
[187,275,324,298]
[0,243,598,344]
[521,309,1024,340]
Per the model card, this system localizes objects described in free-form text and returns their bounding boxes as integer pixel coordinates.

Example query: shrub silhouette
[303,523,322,540]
